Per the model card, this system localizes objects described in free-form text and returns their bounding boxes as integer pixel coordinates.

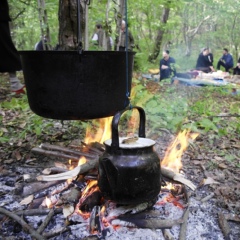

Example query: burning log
[37,159,98,181]
[80,191,102,212]
[161,167,196,191]
[0,207,45,240]
[81,141,105,155]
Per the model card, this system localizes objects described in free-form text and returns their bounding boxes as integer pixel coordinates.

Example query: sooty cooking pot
[98,106,161,205]
[19,50,135,120]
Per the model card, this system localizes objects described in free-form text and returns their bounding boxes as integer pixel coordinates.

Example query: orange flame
[78,156,87,166]
[84,117,113,144]
[161,129,199,173]
[45,196,52,208]
[81,180,98,198]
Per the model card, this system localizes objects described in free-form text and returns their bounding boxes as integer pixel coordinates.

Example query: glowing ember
[161,129,199,173]
[84,117,112,144]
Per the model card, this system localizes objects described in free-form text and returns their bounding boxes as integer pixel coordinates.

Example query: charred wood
[80,191,102,212]
[89,206,102,235]
[118,210,183,229]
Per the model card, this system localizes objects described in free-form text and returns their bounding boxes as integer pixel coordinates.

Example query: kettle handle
[111,106,146,150]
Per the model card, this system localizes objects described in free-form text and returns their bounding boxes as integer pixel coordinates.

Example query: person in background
[117,20,135,51]
[233,57,240,75]
[0,0,25,94]
[91,24,112,51]
[35,36,50,51]
[217,48,234,72]
[196,48,215,73]
[159,50,176,81]
[207,48,214,65]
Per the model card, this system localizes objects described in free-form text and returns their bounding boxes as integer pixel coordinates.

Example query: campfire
[0,108,201,239]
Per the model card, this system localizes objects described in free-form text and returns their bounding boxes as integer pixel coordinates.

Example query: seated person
[159,50,176,81]
[233,57,240,75]
[217,48,234,72]
[196,48,214,73]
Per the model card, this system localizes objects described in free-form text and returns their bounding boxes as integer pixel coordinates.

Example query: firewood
[114,217,183,229]
[14,208,62,216]
[81,141,104,155]
[32,147,80,161]
[40,143,98,158]
[42,226,70,238]
[37,159,98,181]
[21,180,64,197]
[0,207,46,240]
[218,212,231,240]
[179,206,190,240]
[161,167,196,190]
[37,208,55,234]
[163,229,174,240]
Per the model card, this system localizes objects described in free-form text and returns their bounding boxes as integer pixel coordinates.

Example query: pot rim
[104,137,155,149]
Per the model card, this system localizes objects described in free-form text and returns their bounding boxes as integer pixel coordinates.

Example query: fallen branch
[37,159,98,181]
[37,208,55,234]
[179,206,190,240]
[0,207,46,240]
[161,167,196,190]
[42,226,70,238]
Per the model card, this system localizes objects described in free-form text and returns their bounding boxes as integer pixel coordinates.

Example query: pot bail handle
[111,106,146,151]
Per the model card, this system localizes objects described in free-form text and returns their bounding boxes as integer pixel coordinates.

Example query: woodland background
[8,0,240,71]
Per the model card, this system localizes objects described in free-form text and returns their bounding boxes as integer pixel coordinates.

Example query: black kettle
[98,106,161,205]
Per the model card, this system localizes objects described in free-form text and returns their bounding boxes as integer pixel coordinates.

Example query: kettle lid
[104,137,155,149]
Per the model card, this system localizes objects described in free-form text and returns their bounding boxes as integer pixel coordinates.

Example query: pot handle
[111,106,146,150]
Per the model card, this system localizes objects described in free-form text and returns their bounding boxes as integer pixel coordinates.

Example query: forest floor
[0,72,240,239]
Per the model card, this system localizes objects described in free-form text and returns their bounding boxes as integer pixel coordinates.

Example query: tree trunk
[58,0,85,50]
[148,7,170,63]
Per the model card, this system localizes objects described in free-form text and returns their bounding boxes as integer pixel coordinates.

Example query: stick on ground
[0,207,46,240]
